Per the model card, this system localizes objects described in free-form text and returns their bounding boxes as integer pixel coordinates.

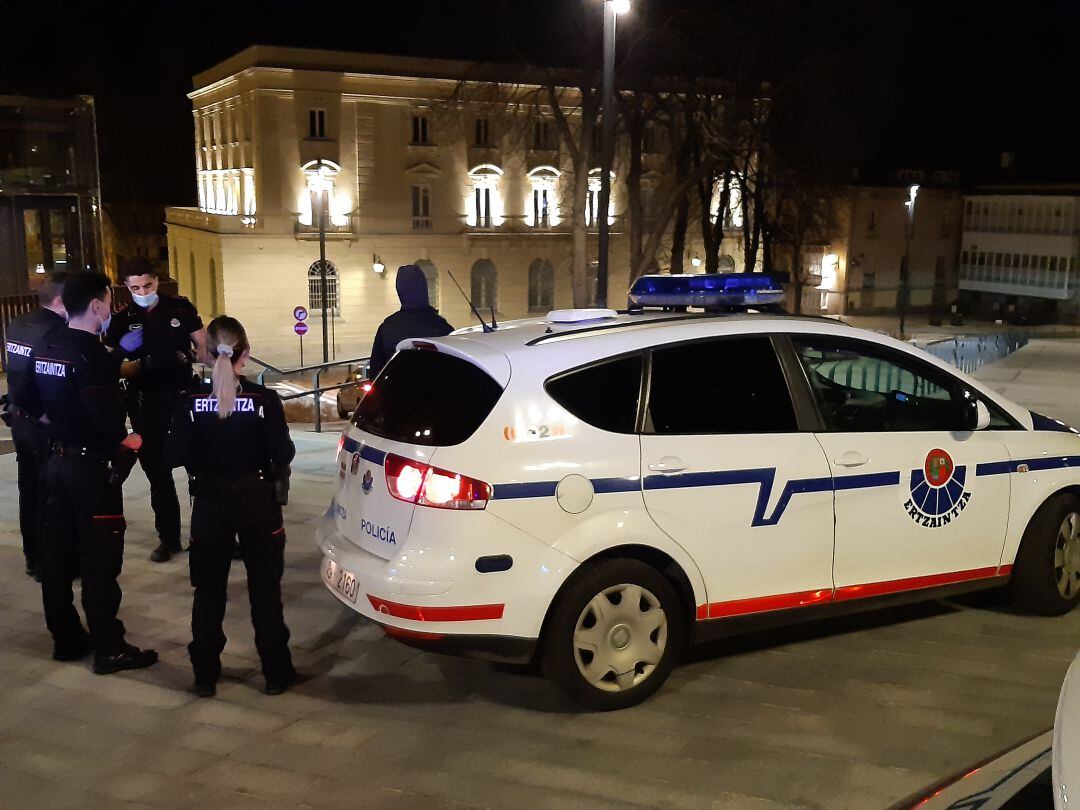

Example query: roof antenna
[489,305,498,331]
[446,270,494,333]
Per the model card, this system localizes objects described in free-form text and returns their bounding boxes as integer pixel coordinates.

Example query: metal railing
[246,354,369,433]
[919,333,1029,375]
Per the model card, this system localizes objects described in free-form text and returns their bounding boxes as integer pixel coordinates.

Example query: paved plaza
[2,340,1080,808]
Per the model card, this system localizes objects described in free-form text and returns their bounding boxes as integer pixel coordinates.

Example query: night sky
[3,0,1076,205]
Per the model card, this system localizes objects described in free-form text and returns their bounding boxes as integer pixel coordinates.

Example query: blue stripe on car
[340,435,387,465]
[976,455,1080,476]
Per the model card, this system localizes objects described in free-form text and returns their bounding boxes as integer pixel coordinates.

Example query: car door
[640,335,836,618]
[788,334,1012,598]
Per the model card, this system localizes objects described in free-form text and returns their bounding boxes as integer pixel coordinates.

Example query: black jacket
[368,265,453,376]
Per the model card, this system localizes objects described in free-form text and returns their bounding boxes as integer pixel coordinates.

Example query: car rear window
[353,350,503,446]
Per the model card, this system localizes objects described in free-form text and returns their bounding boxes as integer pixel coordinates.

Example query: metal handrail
[246,354,369,433]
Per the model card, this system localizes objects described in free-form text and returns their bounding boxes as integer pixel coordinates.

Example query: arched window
[208,257,219,317]
[526,166,560,228]
[415,259,439,310]
[586,169,615,227]
[466,164,503,228]
[470,259,497,311]
[308,260,340,316]
[528,259,554,312]
[188,252,198,309]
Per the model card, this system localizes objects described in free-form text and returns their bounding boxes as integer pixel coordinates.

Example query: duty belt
[52,442,110,462]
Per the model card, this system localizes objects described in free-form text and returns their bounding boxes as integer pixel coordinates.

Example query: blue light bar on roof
[628,272,786,311]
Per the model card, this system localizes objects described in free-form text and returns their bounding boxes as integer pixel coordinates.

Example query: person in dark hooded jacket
[367,264,453,377]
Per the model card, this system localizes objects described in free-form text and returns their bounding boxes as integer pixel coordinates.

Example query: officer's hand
[120,360,141,379]
[119,329,144,353]
[121,433,143,452]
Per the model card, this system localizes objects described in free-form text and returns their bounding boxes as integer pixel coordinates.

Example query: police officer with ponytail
[165,315,296,697]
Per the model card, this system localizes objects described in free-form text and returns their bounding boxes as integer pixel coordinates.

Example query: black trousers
[11,412,48,569]
[40,453,127,655]
[188,486,294,685]
[132,391,181,548]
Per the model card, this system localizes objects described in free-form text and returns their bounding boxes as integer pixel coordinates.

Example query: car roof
[448,310,848,353]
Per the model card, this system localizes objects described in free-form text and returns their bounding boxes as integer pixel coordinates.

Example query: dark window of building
[546,354,643,434]
[532,120,550,150]
[646,337,797,435]
[527,258,555,311]
[411,114,430,145]
[309,109,326,139]
[470,259,497,310]
[475,118,491,147]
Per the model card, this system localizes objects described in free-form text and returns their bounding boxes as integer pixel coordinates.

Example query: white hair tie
[216,343,234,358]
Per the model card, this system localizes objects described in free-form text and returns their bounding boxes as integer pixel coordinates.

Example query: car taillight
[384,453,491,510]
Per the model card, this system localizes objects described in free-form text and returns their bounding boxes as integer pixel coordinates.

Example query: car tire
[1012,492,1080,616]
[541,558,685,711]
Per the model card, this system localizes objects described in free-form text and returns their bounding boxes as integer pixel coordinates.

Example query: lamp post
[899,183,919,338]
[596,0,629,308]
[317,187,329,363]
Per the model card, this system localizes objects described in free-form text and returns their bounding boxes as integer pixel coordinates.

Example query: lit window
[586,169,614,227]
[411,115,430,145]
[466,165,503,228]
[307,260,340,316]
[710,177,743,228]
[298,160,350,228]
[528,259,555,311]
[411,185,431,230]
[526,166,560,228]
[309,109,326,139]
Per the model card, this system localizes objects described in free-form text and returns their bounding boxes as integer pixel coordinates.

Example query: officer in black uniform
[14,272,158,672]
[105,257,207,563]
[3,272,67,578]
[165,315,296,697]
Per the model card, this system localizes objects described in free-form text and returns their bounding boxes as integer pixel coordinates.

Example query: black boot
[150,542,182,563]
[94,643,158,675]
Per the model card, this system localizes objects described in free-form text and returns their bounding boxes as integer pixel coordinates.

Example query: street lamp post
[596,0,629,308]
[318,188,329,364]
[899,183,919,338]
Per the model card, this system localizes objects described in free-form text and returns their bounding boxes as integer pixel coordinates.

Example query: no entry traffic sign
[294,321,309,336]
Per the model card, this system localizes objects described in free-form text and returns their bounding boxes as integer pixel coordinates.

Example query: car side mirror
[969,400,991,430]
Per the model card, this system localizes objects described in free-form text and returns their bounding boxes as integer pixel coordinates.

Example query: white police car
[317,273,1080,709]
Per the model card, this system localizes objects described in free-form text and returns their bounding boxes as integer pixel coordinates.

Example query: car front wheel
[1013,492,1080,615]
[542,558,685,710]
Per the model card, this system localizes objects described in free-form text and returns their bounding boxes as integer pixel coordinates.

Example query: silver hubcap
[572,583,667,693]
[1056,512,1080,599]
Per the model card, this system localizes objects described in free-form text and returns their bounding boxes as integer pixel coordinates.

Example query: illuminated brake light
[384,453,491,510]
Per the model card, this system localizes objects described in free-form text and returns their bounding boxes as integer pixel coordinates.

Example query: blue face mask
[99,313,112,335]
[132,291,159,309]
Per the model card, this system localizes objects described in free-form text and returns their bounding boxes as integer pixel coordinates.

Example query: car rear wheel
[542,558,685,710]
[1013,492,1080,615]
[337,403,350,420]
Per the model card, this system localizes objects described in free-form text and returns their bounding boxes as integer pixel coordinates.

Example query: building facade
[958,187,1080,323]
[808,172,964,318]
[0,95,103,296]
[169,47,740,365]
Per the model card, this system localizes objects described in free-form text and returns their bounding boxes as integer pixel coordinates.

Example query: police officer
[165,315,296,697]
[14,272,158,672]
[3,272,67,578]
[105,257,207,563]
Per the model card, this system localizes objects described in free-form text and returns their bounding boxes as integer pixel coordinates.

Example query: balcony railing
[958,262,1072,300]
[411,216,432,231]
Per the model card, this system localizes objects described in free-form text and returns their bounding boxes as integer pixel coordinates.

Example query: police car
[316,273,1080,709]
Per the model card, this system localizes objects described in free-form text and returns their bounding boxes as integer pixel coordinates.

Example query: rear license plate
[325,559,360,603]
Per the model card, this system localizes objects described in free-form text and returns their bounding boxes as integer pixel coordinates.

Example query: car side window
[792,337,963,432]
[545,354,643,434]
[646,336,798,434]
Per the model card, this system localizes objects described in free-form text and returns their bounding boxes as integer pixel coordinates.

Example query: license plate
[325,559,360,604]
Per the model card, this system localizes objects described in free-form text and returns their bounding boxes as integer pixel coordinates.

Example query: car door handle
[834,451,868,468]
[648,457,688,473]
